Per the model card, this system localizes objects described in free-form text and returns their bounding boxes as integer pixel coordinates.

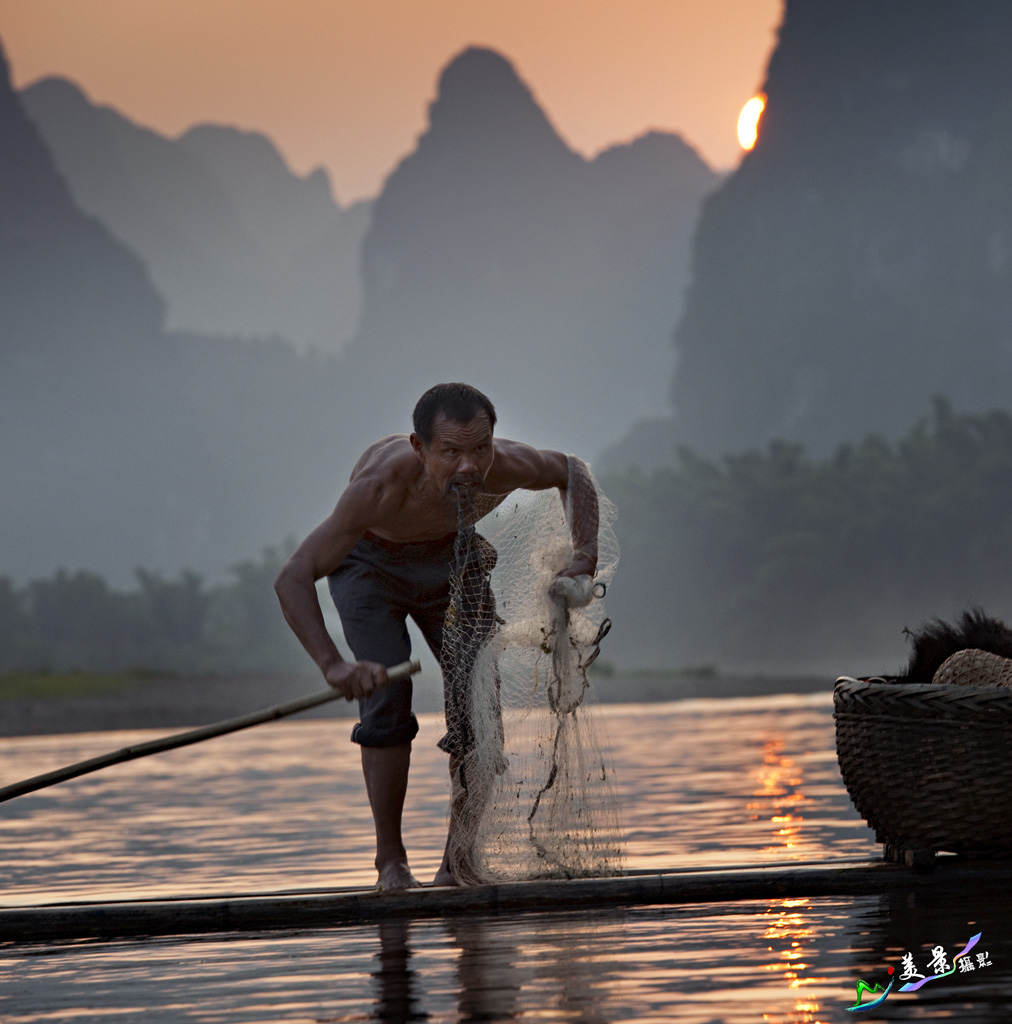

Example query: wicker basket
[834,674,1012,864]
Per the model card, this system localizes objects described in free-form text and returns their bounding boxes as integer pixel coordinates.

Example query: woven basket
[834,673,1012,862]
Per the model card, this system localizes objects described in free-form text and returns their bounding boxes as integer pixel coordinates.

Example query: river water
[0,694,1008,1022]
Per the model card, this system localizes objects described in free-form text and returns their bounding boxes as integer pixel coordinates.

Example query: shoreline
[0,671,834,737]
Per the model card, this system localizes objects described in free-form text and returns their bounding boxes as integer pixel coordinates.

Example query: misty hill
[21,77,368,354]
[1,74,164,359]
[336,47,717,459]
[653,0,1012,460]
[1,41,360,585]
[2,41,168,581]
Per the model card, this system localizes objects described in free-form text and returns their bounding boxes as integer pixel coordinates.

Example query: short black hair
[412,383,497,444]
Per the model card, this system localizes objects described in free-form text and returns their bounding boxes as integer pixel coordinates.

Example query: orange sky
[0,0,782,203]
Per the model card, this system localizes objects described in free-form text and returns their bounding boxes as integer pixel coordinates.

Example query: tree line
[599,398,1012,675]
[0,543,307,675]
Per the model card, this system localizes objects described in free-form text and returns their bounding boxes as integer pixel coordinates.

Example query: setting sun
[737,93,766,150]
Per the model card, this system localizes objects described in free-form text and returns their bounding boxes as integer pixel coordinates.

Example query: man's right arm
[273,474,391,700]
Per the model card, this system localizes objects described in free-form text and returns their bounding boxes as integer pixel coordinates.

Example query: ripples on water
[0,695,1009,1022]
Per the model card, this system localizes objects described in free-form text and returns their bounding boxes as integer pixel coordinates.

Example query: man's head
[412,383,497,445]
[410,383,497,497]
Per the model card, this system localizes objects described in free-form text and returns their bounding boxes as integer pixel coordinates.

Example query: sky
[0,0,782,203]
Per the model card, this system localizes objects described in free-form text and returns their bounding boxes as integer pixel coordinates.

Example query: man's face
[413,412,495,497]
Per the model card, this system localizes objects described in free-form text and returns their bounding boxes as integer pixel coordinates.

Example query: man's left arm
[492,443,599,579]
[556,453,599,579]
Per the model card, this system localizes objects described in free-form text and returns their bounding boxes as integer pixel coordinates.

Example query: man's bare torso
[348,434,510,544]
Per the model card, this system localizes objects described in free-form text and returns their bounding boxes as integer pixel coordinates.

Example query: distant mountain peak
[592,130,716,193]
[427,46,564,149]
[436,46,531,104]
[21,74,89,109]
[179,122,339,213]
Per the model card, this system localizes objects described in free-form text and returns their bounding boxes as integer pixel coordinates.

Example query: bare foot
[375,860,420,892]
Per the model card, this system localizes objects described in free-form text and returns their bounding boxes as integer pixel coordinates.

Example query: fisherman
[274,382,599,890]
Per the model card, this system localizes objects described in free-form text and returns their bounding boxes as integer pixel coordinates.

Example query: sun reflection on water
[760,898,829,1024]
[750,738,832,1021]
[749,736,807,856]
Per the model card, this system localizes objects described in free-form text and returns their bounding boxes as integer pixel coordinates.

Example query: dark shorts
[327,531,497,750]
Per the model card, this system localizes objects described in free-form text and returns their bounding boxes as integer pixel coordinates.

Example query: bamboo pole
[0,659,420,804]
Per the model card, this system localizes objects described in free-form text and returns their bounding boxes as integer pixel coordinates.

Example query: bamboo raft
[3,856,1009,944]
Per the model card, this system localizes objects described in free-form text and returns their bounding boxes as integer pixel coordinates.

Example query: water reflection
[4,896,1009,1022]
[365,912,645,1023]
[750,737,807,857]
[610,695,874,873]
[445,915,523,1021]
[370,920,426,1024]
[760,898,825,1024]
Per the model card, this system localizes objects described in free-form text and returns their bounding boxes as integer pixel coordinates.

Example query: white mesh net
[438,457,623,883]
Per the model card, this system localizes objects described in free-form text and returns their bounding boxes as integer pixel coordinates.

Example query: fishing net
[438,457,623,883]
